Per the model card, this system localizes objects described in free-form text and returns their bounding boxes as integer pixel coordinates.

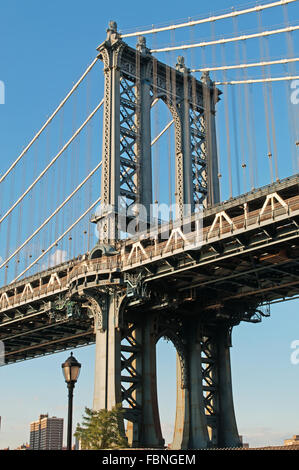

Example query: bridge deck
[1,174,299,364]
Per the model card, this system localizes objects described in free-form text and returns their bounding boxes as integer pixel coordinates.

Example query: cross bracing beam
[3,330,94,365]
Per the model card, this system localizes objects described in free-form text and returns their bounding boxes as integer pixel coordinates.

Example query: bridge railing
[67,193,299,276]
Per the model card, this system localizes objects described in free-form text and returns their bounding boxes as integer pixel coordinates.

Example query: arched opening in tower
[150,97,176,222]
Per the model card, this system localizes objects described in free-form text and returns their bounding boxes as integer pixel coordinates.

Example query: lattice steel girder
[95,22,220,243]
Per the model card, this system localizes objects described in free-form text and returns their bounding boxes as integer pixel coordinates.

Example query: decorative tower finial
[136,36,150,55]
[106,20,120,43]
[108,20,117,32]
[201,70,212,86]
[176,56,189,74]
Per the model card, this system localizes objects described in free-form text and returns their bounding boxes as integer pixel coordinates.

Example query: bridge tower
[87,22,241,449]
[94,21,220,246]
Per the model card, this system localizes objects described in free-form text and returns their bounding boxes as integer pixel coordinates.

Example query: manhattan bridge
[1,0,299,449]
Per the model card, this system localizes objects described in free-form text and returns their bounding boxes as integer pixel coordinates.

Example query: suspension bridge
[0,0,299,449]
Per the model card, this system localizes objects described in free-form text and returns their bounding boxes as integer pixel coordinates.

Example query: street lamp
[61,352,81,450]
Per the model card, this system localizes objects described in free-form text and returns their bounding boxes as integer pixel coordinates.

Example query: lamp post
[61,352,81,450]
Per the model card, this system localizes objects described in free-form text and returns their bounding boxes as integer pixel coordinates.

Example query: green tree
[74,404,128,449]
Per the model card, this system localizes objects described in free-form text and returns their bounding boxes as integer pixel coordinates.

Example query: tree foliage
[74,404,128,450]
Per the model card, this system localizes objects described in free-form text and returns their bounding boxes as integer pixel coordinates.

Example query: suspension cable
[191,57,299,72]
[0,162,102,271]
[120,0,297,37]
[150,24,299,53]
[215,75,299,84]
[11,196,102,283]
[151,120,174,146]
[0,57,99,185]
[0,99,104,225]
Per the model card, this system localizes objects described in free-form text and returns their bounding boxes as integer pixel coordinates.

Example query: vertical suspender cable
[232,13,247,193]
[249,83,259,188]
[45,126,51,268]
[231,84,241,195]
[242,41,255,190]
[69,91,78,261]
[228,7,241,196]
[221,44,233,198]
[86,72,93,254]
[282,2,299,171]
[258,10,274,184]
[265,37,279,181]
[14,167,24,279]
[209,20,220,202]
[4,171,15,284]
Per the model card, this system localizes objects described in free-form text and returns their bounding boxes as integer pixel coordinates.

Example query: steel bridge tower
[94,21,220,246]
[87,22,241,449]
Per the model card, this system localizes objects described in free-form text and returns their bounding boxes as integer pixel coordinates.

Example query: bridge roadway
[1,174,299,365]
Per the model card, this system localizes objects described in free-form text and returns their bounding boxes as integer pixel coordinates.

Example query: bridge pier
[122,314,165,448]
[217,327,241,447]
[92,296,164,448]
[170,320,241,449]
[199,325,241,448]
[92,292,122,412]
[187,325,210,449]
[90,290,241,449]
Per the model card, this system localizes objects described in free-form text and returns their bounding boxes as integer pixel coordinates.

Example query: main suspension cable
[150,24,299,53]
[0,99,104,225]
[11,196,102,283]
[151,120,174,146]
[191,57,299,72]
[0,57,99,185]
[0,162,102,271]
[120,0,297,38]
[215,75,299,84]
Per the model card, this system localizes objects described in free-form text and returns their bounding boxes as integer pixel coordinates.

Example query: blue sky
[0,0,299,449]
